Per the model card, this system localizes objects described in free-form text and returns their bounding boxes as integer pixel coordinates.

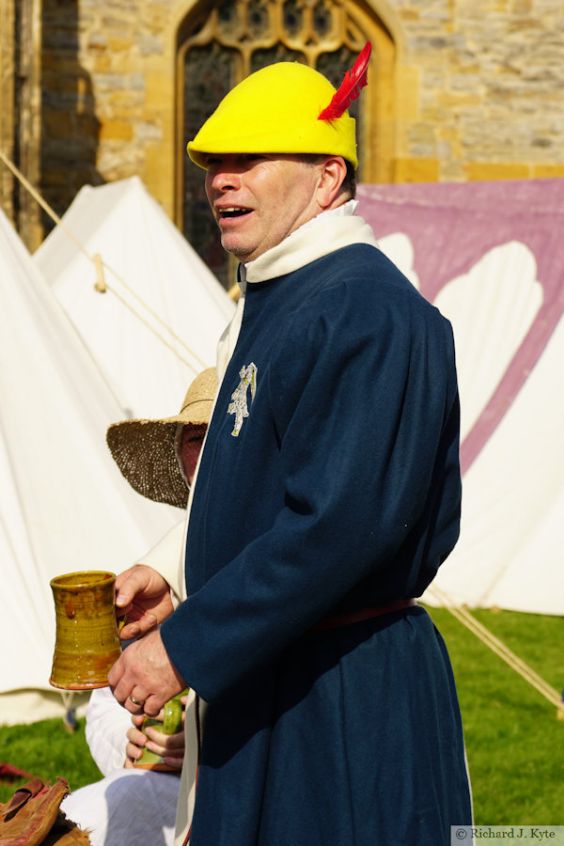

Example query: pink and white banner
[358,180,564,614]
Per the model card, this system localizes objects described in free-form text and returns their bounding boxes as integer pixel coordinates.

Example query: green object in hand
[161,694,184,735]
[134,690,187,771]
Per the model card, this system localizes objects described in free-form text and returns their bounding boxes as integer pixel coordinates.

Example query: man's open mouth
[218,207,253,219]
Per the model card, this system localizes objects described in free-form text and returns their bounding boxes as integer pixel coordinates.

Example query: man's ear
[316,156,348,209]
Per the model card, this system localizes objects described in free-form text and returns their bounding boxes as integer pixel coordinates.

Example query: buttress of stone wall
[0,0,16,221]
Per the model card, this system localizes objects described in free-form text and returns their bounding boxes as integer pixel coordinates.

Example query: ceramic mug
[49,570,121,690]
[134,692,186,771]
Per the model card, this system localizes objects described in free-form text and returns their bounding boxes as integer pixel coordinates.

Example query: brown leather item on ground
[0,777,91,845]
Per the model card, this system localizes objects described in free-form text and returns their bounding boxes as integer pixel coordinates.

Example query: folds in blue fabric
[190,607,471,846]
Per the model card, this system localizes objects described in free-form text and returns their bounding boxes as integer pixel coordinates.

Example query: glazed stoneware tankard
[49,570,121,690]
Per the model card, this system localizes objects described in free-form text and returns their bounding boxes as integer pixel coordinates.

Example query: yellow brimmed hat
[187,44,372,170]
[106,368,217,509]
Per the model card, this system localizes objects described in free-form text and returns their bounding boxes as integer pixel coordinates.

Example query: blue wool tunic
[161,243,472,845]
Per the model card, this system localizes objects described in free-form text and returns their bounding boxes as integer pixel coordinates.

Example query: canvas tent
[358,179,564,615]
[0,208,185,725]
[34,176,234,420]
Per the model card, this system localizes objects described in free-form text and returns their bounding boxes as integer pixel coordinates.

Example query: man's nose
[209,169,242,192]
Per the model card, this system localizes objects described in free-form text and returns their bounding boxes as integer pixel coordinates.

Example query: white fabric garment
[84,687,130,776]
[241,199,377,283]
[62,769,178,846]
[62,770,178,846]
[61,686,180,846]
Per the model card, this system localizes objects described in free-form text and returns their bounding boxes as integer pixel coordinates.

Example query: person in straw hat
[106,366,217,511]
[109,46,472,845]
[62,368,217,846]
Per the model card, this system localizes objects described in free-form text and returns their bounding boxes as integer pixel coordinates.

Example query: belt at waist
[311,599,417,632]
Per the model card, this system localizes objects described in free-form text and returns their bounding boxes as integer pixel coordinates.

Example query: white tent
[0,209,182,724]
[34,176,234,420]
[358,179,564,615]
[429,317,563,612]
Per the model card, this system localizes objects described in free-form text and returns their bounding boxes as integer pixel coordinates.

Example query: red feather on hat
[318,42,372,121]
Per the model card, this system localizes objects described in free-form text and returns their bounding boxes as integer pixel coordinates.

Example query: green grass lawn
[428,607,564,824]
[0,718,101,802]
[1,608,563,822]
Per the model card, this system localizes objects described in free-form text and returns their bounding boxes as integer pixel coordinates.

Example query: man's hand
[124,697,187,771]
[124,714,148,767]
[115,564,174,640]
[108,627,185,717]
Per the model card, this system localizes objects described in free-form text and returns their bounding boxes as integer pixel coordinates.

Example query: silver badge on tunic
[227,363,257,437]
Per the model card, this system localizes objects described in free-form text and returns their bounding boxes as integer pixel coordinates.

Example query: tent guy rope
[427,583,563,717]
[0,148,207,374]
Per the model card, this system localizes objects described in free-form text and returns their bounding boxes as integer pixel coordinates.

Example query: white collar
[238,200,378,286]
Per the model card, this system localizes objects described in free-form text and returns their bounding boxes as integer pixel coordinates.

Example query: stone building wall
[3,0,564,251]
[392,0,564,182]
[39,0,184,229]
[72,0,564,199]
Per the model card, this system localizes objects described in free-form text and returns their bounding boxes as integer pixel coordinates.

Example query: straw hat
[106,368,217,509]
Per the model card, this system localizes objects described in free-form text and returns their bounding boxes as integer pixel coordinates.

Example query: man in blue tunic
[109,47,473,845]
